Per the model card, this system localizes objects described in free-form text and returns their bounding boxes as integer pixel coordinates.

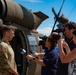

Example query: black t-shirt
[56,38,76,75]
[67,40,76,50]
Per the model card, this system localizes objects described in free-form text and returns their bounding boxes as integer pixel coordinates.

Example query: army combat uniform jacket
[0,41,17,75]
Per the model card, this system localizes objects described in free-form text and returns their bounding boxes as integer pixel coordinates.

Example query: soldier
[0,25,19,75]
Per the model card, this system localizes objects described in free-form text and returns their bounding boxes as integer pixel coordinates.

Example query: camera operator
[56,22,76,75]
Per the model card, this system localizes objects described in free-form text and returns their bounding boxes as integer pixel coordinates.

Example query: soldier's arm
[8,68,19,75]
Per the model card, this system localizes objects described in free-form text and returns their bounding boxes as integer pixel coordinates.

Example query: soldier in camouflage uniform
[0,25,19,75]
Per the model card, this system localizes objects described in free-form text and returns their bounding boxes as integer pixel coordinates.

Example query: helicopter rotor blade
[58,0,65,16]
[51,0,65,34]
[52,7,59,21]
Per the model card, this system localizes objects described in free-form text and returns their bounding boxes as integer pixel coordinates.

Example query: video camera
[52,29,64,33]
[39,35,47,49]
[52,23,65,33]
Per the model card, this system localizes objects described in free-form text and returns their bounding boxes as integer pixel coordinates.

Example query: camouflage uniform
[0,40,17,75]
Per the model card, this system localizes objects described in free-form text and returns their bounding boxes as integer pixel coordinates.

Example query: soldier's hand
[13,70,19,75]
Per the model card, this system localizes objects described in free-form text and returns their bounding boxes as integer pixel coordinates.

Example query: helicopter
[0,0,70,75]
[0,0,49,75]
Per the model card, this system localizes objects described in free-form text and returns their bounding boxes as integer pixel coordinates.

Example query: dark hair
[72,30,76,36]
[64,22,76,30]
[47,33,60,50]
[2,25,17,34]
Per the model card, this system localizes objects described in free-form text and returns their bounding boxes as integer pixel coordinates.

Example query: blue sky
[14,0,76,36]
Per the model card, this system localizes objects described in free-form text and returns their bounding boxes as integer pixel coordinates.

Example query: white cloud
[37,27,52,36]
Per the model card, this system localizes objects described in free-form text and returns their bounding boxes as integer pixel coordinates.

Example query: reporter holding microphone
[26,33,59,75]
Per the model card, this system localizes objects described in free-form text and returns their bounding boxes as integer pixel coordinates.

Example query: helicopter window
[27,35,38,54]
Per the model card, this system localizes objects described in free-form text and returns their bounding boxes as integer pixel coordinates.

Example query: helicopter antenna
[68,4,76,18]
[58,0,65,16]
[51,0,65,34]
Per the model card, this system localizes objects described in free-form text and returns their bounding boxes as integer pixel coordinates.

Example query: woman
[26,33,59,75]
[58,30,76,75]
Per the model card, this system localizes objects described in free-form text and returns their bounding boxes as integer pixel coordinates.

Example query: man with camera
[56,22,76,75]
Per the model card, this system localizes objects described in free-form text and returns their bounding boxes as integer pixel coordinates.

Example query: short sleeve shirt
[0,41,17,75]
